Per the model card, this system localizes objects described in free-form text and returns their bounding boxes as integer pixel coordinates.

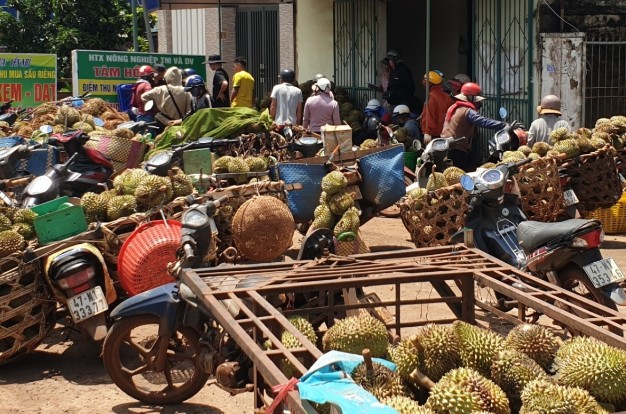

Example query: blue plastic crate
[117,83,134,112]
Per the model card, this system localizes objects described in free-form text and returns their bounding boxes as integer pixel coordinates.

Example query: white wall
[295,0,334,83]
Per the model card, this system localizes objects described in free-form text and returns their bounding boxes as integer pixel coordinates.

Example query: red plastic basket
[117,220,182,296]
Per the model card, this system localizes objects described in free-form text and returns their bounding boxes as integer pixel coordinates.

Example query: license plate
[563,189,579,207]
[584,258,626,288]
[67,286,109,323]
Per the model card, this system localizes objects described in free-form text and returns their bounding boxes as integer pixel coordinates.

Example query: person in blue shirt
[392,104,421,150]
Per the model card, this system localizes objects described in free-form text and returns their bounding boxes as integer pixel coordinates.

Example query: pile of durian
[311,171,360,239]
[80,167,194,223]
[279,315,626,414]
[212,155,271,185]
[0,206,38,256]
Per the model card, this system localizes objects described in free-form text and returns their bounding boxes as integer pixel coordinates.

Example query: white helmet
[316,77,331,92]
[366,99,381,110]
[392,104,410,117]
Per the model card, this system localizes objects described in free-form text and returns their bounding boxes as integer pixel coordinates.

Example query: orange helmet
[460,82,482,96]
[138,65,155,77]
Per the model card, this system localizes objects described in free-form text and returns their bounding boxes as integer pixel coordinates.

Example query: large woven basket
[0,256,56,366]
[84,135,147,173]
[516,156,565,222]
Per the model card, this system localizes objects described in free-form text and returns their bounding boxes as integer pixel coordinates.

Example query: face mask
[191,88,203,98]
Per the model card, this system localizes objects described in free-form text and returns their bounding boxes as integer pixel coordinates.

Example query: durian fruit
[480,162,497,169]
[32,102,57,117]
[576,136,593,153]
[321,171,348,196]
[71,122,94,133]
[407,187,428,201]
[548,126,570,143]
[360,139,378,150]
[382,395,434,414]
[503,324,560,372]
[54,105,80,125]
[328,191,354,216]
[81,192,108,222]
[12,208,37,226]
[501,150,526,163]
[168,167,194,198]
[520,379,609,414]
[591,130,611,144]
[590,136,609,150]
[322,315,389,357]
[545,149,560,158]
[426,170,448,191]
[333,207,360,237]
[312,203,335,230]
[245,156,268,172]
[418,324,461,381]
[443,166,465,185]
[388,337,420,381]
[213,155,234,173]
[319,191,330,205]
[527,152,540,160]
[113,168,148,195]
[394,127,409,143]
[280,316,317,378]
[436,367,511,414]
[553,336,626,407]
[552,138,580,158]
[425,381,482,414]
[134,175,174,208]
[491,349,553,402]
[227,157,250,174]
[453,320,503,378]
[351,350,407,401]
[516,145,532,156]
[0,214,11,232]
[106,195,137,221]
[0,230,25,256]
[531,141,551,157]
[99,189,117,203]
[112,128,135,140]
[11,222,34,240]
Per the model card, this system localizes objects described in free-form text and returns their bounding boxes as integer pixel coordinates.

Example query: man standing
[270,69,303,125]
[384,50,416,110]
[421,70,454,143]
[230,57,255,108]
[205,54,230,108]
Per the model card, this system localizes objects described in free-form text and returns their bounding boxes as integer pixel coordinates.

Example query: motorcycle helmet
[452,73,471,84]
[539,94,562,115]
[423,71,443,85]
[386,50,401,62]
[316,77,331,93]
[365,99,381,111]
[184,75,205,91]
[456,82,485,103]
[279,68,296,83]
[182,68,197,78]
[392,104,411,118]
[138,65,155,78]
[366,116,381,133]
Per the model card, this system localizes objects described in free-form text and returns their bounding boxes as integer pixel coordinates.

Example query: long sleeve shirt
[303,93,341,133]
[421,85,454,137]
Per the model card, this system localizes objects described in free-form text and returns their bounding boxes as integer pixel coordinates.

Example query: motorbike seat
[517,218,601,253]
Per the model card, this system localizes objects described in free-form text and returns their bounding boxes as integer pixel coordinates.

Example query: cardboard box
[321,124,352,154]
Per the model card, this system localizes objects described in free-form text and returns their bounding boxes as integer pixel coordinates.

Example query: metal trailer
[180,244,626,414]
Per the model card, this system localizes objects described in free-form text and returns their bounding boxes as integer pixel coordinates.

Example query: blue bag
[17,146,60,176]
[358,144,405,210]
[0,136,26,149]
[277,160,327,222]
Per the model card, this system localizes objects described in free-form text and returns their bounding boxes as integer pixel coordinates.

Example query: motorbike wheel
[558,265,617,311]
[102,315,210,405]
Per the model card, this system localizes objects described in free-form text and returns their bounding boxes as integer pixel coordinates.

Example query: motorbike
[451,157,626,312]
[102,194,336,404]
[408,137,466,190]
[0,142,42,180]
[21,127,113,207]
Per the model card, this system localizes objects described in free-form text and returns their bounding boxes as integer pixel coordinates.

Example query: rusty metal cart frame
[181,245,626,414]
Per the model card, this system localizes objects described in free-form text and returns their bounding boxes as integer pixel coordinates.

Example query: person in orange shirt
[420,70,454,144]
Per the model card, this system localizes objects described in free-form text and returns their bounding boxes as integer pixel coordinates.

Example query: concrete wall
[540,0,626,35]
[294,0,334,83]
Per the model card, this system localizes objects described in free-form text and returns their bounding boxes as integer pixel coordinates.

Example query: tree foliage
[0,0,154,77]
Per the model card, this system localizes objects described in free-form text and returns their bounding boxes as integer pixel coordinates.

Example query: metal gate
[236,6,279,101]
[473,0,534,162]
[333,0,377,109]
[585,34,626,127]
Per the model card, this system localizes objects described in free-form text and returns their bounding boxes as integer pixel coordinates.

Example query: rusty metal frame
[181,244,626,413]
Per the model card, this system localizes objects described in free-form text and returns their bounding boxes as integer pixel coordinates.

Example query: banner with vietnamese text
[0,53,57,112]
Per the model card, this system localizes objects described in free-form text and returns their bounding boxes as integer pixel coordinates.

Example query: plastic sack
[358,144,405,210]
[277,161,326,222]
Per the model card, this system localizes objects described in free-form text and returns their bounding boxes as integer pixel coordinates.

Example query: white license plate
[563,189,579,207]
[67,286,109,323]
[584,258,626,288]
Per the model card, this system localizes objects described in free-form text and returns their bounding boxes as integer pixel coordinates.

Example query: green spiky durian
[576,136,593,153]
[549,127,570,143]
[426,381,481,414]
[106,195,137,221]
[408,187,428,201]
[527,152,540,160]
[322,315,389,357]
[0,229,25,256]
[351,359,407,401]
[503,324,560,372]
[227,157,250,173]
[426,171,448,191]
[520,379,609,414]
[382,395,434,414]
[11,222,34,240]
[71,122,94,133]
[517,145,532,156]
[328,191,354,215]
[418,324,461,381]
[321,171,348,196]
[99,189,117,203]
[388,337,420,381]
[81,192,108,222]
[553,336,626,407]
[443,166,465,185]
[437,367,510,414]
[113,168,148,195]
[134,175,174,207]
[54,105,80,125]
[245,156,268,172]
[590,136,608,150]
[453,320,504,378]
[319,191,330,204]
[333,207,360,237]
[0,214,11,231]
[545,149,560,158]
[531,141,551,157]
[12,208,38,226]
[168,168,194,198]
[280,316,317,378]
[552,138,580,158]
[502,150,527,162]
[312,203,335,229]
[591,131,611,144]
[212,155,234,173]
[491,349,553,401]
[360,139,378,150]
[480,162,497,169]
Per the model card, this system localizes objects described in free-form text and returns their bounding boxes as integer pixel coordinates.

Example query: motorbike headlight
[183,208,209,229]
[27,176,53,195]
[431,139,449,151]
[148,151,173,167]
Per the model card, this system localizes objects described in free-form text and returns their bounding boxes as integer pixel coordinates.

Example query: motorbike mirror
[499,107,508,120]
[460,174,475,191]
[39,125,53,134]
[93,117,104,127]
[144,100,154,111]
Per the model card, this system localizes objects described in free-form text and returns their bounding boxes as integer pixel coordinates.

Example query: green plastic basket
[32,196,88,245]
[404,151,419,172]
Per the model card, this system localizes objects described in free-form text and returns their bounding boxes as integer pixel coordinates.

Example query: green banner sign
[71,50,207,111]
[0,53,57,112]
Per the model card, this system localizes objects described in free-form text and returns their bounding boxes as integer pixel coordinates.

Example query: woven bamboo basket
[516,156,566,222]
[0,255,56,366]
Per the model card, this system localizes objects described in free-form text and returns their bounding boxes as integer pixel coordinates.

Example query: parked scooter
[21,127,113,207]
[102,194,336,404]
[0,142,42,180]
[408,137,466,190]
[452,158,626,311]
